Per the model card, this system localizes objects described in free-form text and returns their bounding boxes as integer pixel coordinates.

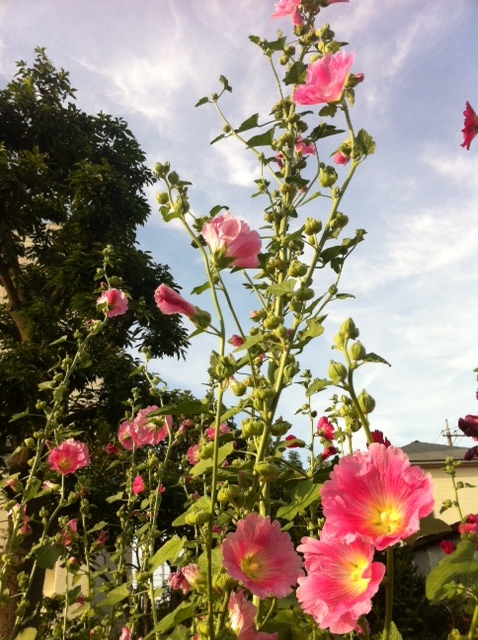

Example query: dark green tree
[0,48,188,635]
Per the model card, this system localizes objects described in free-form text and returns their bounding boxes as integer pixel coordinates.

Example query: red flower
[439,540,455,555]
[461,102,478,150]
[369,430,391,448]
[458,415,478,438]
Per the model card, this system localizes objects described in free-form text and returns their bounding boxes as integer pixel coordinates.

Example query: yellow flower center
[240,554,261,580]
[375,505,402,534]
[347,558,370,596]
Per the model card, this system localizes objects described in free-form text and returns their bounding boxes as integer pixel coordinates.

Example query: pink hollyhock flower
[332,150,350,165]
[316,416,334,440]
[461,102,478,150]
[60,518,78,546]
[228,590,278,640]
[285,434,300,448]
[297,532,385,634]
[320,445,338,461]
[154,284,196,319]
[105,443,119,455]
[133,407,171,447]
[295,137,315,156]
[458,414,478,438]
[459,514,478,537]
[96,288,128,318]
[47,439,90,475]
[168,564,199,594]
[222,512,303,599]
[132,475,145,495]
[439,540,455,555]
[186,444,200,466]
[293,51,355,105]
[271,0,302,26]
[119,629,131,640]
[229,334,245,348]
[205,423,231,440]
[117,420,135,450]
[201,212,261,269]
[321,443,434,551]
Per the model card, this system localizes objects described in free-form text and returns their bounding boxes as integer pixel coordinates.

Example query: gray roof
[402,440,473,464]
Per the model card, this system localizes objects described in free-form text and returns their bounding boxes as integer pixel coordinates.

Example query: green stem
[383,546,394,640]
[467,602,478,640]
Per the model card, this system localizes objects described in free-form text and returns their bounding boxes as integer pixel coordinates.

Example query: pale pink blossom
[222,513,303,599]
[321,443,434,550]
[154,284,197,318]
[133,407,171,447]
[96,288,128,318]
[228,590,278,640]
[293,52,355,105]
[205,423,231,440]
[295,138,315,155]
[461,101,478,150]
[168,564,199,594]
[47,439,90,475]
[332,150,350,165]
[271,0,302,25]
[186,444,200,466]
[60,518,78,546]
[132,475,145,495]
[201,212,261,269]
[297,531,385,634]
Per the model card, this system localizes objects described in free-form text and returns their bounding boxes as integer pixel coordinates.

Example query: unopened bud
[357,389,375,414]
[328,361,347,384]
[304,217,322,235]
[348,341,366,361]
[254,461,279,482]
[319,166,338,188]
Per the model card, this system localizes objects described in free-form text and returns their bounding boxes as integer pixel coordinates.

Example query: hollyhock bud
[228,334,245,348]
[154,284,211,329]
[229,377,247,396]
[328,361,347,384]
[319,166,338,188]
[439,540,455,555]
[332,150,350,166]
[132,475,145,495]
[348,340,366,361]
[254,461,279,481]
[357,389,375,414]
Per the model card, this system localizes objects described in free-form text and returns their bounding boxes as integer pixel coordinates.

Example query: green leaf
[34,543,64,569]
[246,127,275,148]
[233,333,268,352]
[172,496,211,527]
[49,335,68,346]
[190,442,235,477]
[9,409,31,423]
[426,539,478,601]
[14,629,37,640]
[152,601,194,635]
[219,75,232,92]
[190,281,209,295]
[265,279,296,297]
[106,491,124,503]
[147,400,209,416]
[235,113,260,133]
[87,520,108,534]
[276,479,320,520]
[210,132,226,145]
[306,378,331,397]
[149,535,186,573]
[99,582,130,607]
[355,128,376,156]
[310,123,344,141]
[284,61,307,85]
[195,96,209,107]
[165,626,188,640]
[380,621,403,640]
[363,352,391,366]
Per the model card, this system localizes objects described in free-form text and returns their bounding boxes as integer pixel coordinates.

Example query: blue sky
[1,0,477,449]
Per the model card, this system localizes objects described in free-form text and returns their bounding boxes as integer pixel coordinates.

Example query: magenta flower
[297,532,385,634]
[168,564,200,594]
[320,445,338,461]
[117,420,135,450]
[316,416,334,440]
[201,212,261,269]
[271,0,302,26]
[186,444,200,466]
[47,439,90,475]
[369,429,391,448]
[321,443,434,551]
[439,540,455,555]
[228,334,245,348]
[293,51,355,105]
[205,423,230,440]
[96,288,128,318]
[459,514,478,537]
[461,102,478,150]
[458,414,478,438]
[222,513,303,599]
[332,150,350,165]
[60,518,78,546]
[132,475,145,495]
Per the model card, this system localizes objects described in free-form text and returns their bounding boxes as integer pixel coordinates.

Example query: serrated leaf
[87,520,108,534]
[284,61,307,85]
[310,123,344,140]
[146,401,209,416]
[236,113,260,133]
[246,127,275,148]
[172,496,210,527]
[149,535,185,573]
[363,352,391,366]
[306,378,331,397]
[276,479,320,520]
[380,621,403,640]
[190,442,235,477]
[152,602,194,635]
[34,543,64,569]
[99,582,130,608]
[265,279,296,297]
[14,629,37,640]
[426,539,478,601]
[355,128,376,156]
